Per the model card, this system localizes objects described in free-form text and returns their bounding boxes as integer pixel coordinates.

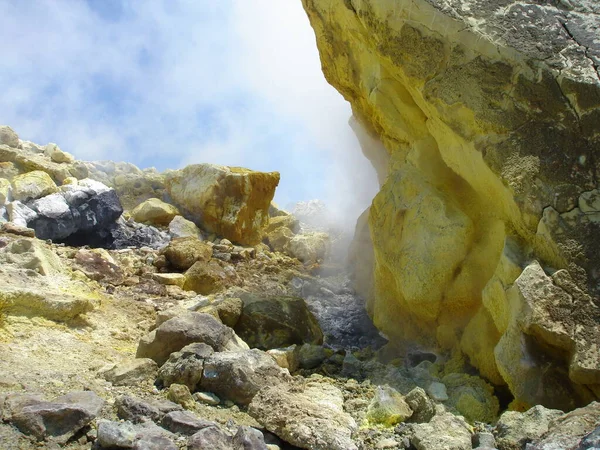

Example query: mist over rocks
[302,0,600,411]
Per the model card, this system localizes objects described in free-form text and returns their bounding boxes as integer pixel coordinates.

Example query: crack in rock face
[302,0,600,410]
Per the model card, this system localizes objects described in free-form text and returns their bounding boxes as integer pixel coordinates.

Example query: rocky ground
[0,127,599,450]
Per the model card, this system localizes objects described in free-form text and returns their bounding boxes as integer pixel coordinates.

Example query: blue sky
[0,0,378,223]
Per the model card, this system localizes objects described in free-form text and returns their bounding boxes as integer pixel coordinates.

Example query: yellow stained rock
[165,164,279,246]
[11,170,58,202]
[130,198,180,226]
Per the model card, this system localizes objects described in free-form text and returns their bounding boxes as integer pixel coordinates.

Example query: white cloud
[0,0,378,228]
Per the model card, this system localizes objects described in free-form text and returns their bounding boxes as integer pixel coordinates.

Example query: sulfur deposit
[303,0,600,410]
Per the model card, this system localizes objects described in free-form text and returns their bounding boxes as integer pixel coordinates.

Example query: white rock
[6,201,38,227]
[78,178,111,195]
[30,193,70,219]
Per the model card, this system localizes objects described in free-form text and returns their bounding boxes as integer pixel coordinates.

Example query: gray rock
[232,426,269,450]
[97,420,137,448]
[136,312,234,366]
[102,358,158,386]
[161,410,216,436]
[157,343,213,391]
[168,215,203,240]
[298,343,329,369]
[411,412,473,450]
[0,126,19,148]
[473,432,496,449]
[131,421,178,450]
[234,293,323,350]
[575,425,600,450]
[188,426,233,450]
[0,393,45,421]
[133,435,178,450]
[495,405,564,450]
[526,402,600,450]
[10,390,104,443]
[200,349,291,406]
[249,379,357,450]
[405,387,435,424]
[115,396,182,424]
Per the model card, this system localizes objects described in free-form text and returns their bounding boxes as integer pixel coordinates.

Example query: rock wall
[302,0,600,409]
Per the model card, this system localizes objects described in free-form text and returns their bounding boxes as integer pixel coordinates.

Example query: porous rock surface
[165,164,280,245]
[302,0,600,408]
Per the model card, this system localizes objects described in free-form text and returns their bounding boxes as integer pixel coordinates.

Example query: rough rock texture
[495,405,564,450]
[10,390,104,443]
[302,0,600,407]
[11,170,58,202]
[165,164,280,245]
[411,410,473,450]
[163,237,212,271]
[136,312,235,366]
[130,197,179,226]
[200,349,291,406]
[527,402,600,450]
[234,293,323,350]
[249,378,358,450]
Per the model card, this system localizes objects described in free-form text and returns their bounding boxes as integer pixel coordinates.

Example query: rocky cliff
[302,0,600,410]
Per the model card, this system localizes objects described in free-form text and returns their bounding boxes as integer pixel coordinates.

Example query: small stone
[232,426,268,450]
[405,387,435,423]
[153,273,186,288]
[161,410,216,436]
[473,431,496,449]
[101,358,158,386]
[168,215,202,240]
[167,384,195,409]
[426,382,448,401]
[97,420,137,448]
[367,385,413,426]
[188,426,233,450]
[193,392,220,406]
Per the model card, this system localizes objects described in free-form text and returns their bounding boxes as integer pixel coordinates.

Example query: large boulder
[200,349,291,406]
[234,293,323,350]
[527,402,600,450]
[495,261,600,410]
[11,170,58,202]
[9,391,104,443]
[495,405,565,450]
[165,164,280,245]
[302,0,600,404]
[136,312,235,366]
[249,378,358,450]
[130,198,179,226]
[23,179,124,242]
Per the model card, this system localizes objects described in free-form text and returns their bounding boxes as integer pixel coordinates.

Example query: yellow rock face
[165,164,280,246]
[130,198,180,226]
[302,0,600,408]
[11,170,58,202]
